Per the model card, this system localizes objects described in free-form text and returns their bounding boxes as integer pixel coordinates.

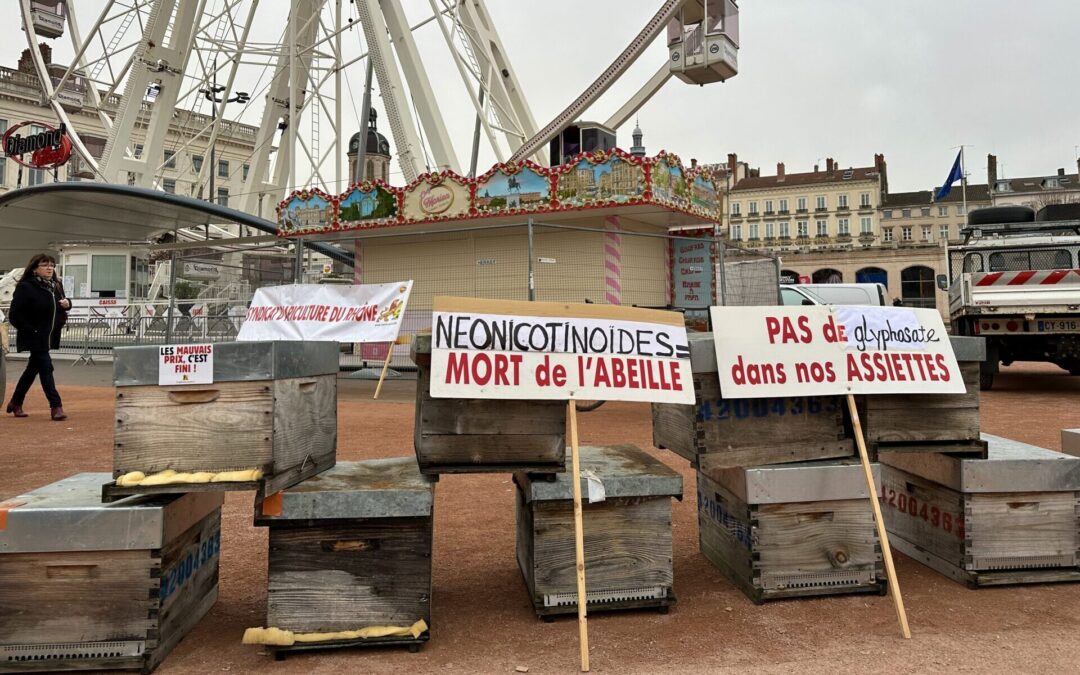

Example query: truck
[947,207,1080,390]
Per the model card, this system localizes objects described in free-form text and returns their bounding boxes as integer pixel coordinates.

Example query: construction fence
[7,223,781,371]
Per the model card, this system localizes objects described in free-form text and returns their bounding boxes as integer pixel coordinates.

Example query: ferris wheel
[21,0,740,218]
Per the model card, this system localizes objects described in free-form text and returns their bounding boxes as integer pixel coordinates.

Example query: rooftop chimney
[987,154,998,189]
[826,158,835,173]
[873,153,888,195]
[727,153,738,178]
[813,164,819,173]
[1058,167,1065,177]
[777,162,785,178]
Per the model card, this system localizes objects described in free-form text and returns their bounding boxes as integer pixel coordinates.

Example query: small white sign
[158,344,214,386]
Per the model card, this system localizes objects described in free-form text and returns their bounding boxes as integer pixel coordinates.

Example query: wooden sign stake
[372,344,395,400]
[567,399,590,671]
[846,393,911,639]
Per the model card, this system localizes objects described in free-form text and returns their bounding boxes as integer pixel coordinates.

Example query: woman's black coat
[9,277,68,352]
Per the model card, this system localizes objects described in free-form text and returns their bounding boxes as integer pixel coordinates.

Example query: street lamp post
[199,68,249,236]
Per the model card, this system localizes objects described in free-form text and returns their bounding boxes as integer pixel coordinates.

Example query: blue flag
[935,150,963,200]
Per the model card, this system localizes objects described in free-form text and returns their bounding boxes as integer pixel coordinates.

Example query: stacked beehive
[0,341,343,672]
[411,334,685,619]
[653,332,883,602]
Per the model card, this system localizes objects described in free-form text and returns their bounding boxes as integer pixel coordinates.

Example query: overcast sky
[10,1,1080,193]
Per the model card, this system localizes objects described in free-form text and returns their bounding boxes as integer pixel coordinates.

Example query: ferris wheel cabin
[26,0,67,39]
[667,0,739,85]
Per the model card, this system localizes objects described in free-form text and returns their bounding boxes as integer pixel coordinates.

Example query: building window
[939,224,950,241]
[91,255,127,297]
[163,179,176,194]
[242,163,250,181]
[838,218,850,235]
[901,266,937,308]
[860,216,873,234]
[860,192,871,207]
[731,224,742,240]
[922,225,932,241]
[815,195,827,210]
[192,155,204,172]
[749,223,759,239]
[126,171,136,186]
[902,226,913,241]
[816,219,828,236]
[796,197,807,212]
[164,150,176,169]
[748,201,758,215]
[764,200,774,214]
[731,202,741,216]
[797,220,808,238]
[884,228,894,242]
[883,210,893,219]
[901,208,911,218]
[216,187,229,206]
[218,159,229,178]
[779,198,788,212]
[995,180,1010,192]
[779,221,790,238]
[28,167,46,186]
[765,221,775,238]
[921,207,931,217]
[838,194,848,208]
[956,205,966,216]
[938,205,948,217]
[133,143,143,158]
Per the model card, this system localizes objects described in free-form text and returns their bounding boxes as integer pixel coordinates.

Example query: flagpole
[960,146,968,218]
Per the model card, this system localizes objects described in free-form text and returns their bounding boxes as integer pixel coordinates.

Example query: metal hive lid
[517,444,682,502]
[113,340,339,386]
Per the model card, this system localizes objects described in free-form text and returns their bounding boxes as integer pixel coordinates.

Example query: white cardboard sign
[158,344,214,386]
[709,305,965,398]
[236,281,412,343]
[430,297,695,404]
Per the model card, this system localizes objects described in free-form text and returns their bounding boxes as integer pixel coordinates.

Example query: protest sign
[429,297,694,404]
[710,305,965,398]
[236,282,412,342]
[158,343,213,386]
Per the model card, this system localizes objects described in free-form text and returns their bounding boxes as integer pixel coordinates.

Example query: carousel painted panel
[688,171,721,217]
[402,172,472,222]
[555,150,646,209]
[474,162,553,215]
[278,189,337,235]
[649,153,691,211]
[338,181,401,228]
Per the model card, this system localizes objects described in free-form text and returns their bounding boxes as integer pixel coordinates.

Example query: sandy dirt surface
[1,359,1079,674]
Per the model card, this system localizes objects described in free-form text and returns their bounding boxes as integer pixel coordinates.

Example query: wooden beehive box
[652,332,851,469]
[697,454,885,603]
[253,458,435,656]
[859,336,986,455]
[513,444,682,619]
[880,434,1080,587]
[0,474,222,673]
[1062,429,1080,457]
[106,341,339,500]
[411,334,566,475]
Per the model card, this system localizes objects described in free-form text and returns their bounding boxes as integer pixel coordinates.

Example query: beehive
[697,455,885,603]
[652,332,850,469]
[253,458,435,656]
[412,334,566,475]
[514,444,682,618]
[880,434,1080,587]
[106,341,338,500]
[0,474,222,672]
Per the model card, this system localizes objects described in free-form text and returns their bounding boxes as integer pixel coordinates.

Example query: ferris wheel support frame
[98,0,205,187]
[237,0,324,217]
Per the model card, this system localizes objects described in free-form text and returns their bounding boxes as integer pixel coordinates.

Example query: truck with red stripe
[948,206,1080,389]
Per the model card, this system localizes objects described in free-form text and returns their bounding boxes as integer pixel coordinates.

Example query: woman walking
[6,253,70,420]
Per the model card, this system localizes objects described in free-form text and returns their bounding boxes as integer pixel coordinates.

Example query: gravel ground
[1,360,1078,674]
